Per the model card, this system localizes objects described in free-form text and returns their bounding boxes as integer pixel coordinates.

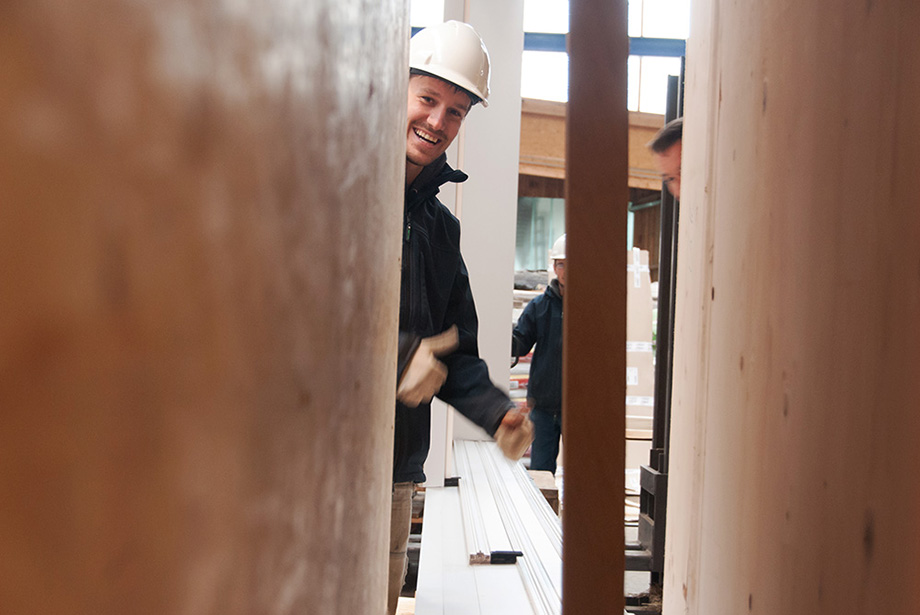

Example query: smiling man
[388,21,531,615]
[404,75,470,185]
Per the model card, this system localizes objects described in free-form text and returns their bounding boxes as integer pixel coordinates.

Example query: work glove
[494,407,534,461]
[396,326,459,408]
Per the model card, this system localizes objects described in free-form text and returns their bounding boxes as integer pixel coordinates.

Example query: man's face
[653,141,682,199]
[406,75,471,174]
[553,259,566,289]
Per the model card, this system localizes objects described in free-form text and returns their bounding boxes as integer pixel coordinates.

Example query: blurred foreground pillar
[0,1,407,613]
[666,1,920,613]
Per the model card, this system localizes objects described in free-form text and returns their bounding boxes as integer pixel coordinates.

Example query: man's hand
[494,407,534,461]
[396,326,459,407]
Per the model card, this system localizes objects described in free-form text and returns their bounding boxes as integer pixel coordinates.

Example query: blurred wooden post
[0,1,407,613]
[665,1,920,613]
[564,0,629,612]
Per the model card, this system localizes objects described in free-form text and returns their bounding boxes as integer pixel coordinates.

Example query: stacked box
[625,248,655,474]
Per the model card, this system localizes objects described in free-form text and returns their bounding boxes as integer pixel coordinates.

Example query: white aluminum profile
[454,440,563,615]
[454,441,492,564]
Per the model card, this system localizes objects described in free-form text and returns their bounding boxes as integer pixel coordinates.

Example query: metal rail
[411,28,686,58]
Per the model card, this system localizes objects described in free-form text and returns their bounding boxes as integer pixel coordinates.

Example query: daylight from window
[410,0,689,114]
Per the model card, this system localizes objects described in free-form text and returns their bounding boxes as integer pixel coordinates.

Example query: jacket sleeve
[436,254,514,436]
[397,331,422,384]
[511,298,539,358]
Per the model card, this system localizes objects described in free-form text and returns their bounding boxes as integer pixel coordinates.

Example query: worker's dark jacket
[511,279,563,410]
[395,154,513,484]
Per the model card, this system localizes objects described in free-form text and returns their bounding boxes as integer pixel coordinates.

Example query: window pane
[521,50,569,102]
[516,197,565,271]
[641,0,690,39]
[410,0,443,28]
[628,0,644,37]
[523,0,569,33]
[627,55,641,111]
[638,56,681,114]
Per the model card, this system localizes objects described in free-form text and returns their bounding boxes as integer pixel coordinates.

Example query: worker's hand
[494,407,534,461]
[396,326,459,408]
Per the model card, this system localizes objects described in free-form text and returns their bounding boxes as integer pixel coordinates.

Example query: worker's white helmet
[409,21,491,107]
[550,234,566,260]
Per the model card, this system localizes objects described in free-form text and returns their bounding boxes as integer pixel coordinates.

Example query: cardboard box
[626,437,652,472]
[626,248,654,343]
[626,345,655,419]
[625,247,655,425]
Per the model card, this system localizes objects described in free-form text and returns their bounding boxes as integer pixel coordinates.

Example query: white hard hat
[550,234,566,260]
[409,21,491,107]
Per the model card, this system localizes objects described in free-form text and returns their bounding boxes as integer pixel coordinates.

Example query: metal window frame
[410,28,686,58]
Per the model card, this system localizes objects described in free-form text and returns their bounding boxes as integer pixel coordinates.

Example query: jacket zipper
[405,213,417,328]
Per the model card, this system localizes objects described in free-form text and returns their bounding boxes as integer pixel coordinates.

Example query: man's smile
[413,127,442,145]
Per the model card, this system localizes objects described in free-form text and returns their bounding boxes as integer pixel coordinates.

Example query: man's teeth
[415,129,439,144]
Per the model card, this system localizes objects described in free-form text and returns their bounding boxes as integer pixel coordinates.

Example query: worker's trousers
[530,406,562,475]
[387,481,415,615]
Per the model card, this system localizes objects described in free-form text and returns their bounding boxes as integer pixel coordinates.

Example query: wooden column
[564,0,628,612]
[665,1,920,613]
[0,1,406,613]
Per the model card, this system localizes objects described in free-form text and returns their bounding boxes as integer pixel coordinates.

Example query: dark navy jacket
[511,279,563,410]
[394,154,513,484]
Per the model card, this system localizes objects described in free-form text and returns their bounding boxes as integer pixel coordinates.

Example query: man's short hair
[648,117,683,154]
[410,68,481,108]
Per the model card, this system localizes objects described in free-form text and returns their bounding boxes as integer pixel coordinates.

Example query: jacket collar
[406,154,468,210]
[548,278,563,299]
